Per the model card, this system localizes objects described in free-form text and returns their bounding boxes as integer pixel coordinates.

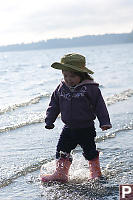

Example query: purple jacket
[45,80,112,128]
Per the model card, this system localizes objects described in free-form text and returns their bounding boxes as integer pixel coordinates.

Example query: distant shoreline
[0,31,133,52]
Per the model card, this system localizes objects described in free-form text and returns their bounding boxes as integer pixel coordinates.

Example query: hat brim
[51,62,94,74]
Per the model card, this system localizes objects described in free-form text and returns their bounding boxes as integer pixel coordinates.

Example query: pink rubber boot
[40,158,71,183]
[88,154,102,180]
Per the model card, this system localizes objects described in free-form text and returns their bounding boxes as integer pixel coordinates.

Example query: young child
[40,53,112,183]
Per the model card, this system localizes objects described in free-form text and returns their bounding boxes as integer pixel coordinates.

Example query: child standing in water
[40,53,112,183]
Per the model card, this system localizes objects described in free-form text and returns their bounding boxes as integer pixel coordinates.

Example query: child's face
[62,71,81,87]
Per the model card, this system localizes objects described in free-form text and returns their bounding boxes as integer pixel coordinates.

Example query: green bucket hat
[51,53,94,74]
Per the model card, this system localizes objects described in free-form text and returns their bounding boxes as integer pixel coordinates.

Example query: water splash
[40,155,118,200]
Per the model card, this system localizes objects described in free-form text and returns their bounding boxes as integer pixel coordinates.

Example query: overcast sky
[0,0,133,45]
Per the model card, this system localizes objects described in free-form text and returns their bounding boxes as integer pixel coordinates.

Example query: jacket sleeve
[90,86,112,128]
[45,87,60,126]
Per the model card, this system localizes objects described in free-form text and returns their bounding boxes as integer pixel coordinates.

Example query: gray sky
[0,0,133,45]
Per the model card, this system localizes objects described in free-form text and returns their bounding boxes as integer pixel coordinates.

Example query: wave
[105,89,133,105]
[1,89,133,116]
[0,89,133,133]
[0,89,133,134]
[0,159,51,188]
[0,105,132,135]
[96,121,133,143]
[0,113,45,133]
[0,93,50,115]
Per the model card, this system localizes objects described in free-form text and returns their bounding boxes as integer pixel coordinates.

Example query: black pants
[56,126,99,161]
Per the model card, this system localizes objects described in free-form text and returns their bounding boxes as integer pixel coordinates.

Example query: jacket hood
[61,79,99,88]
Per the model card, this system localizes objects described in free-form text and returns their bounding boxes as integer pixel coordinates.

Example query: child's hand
[45,124,55,129]
[101,125,112,131]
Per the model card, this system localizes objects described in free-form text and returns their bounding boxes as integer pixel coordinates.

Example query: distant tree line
[0,31,133,52]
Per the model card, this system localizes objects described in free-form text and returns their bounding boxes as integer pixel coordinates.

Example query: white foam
[0,112,45,133]
[0,93,50,115]
[105,89,133,105]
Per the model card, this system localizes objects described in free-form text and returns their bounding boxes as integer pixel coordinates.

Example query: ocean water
[0,43,133,200]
